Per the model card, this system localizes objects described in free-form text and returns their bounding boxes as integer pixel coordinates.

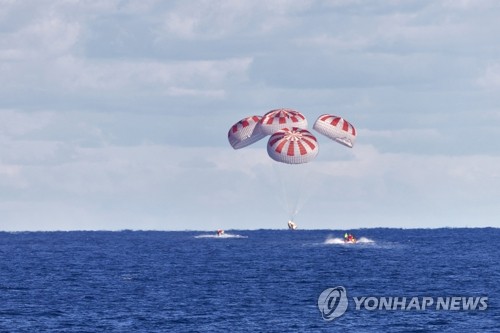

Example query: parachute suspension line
[287,168,302,221]
[271,162,312,222]
[289,162,314,221]
[271,162,293,219]
[265,125,319,223]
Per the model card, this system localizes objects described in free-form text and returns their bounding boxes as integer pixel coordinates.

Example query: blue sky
[1,0,500,231]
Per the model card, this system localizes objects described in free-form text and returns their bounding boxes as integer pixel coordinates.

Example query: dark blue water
[0,228,498,332]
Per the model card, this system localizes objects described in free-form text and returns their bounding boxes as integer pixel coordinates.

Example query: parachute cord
[272,162,292,218]
[271,162,315,223]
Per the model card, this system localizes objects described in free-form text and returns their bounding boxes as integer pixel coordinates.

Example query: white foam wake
[323,236,375,245]
[323,237,345,245]
[356,237,374,243]
[194,233,247,239]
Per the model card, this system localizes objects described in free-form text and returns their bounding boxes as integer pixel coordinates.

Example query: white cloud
[159,0,313,40]
[477,63,500,91]
[1,122,499,230]
[295,34,371,52]
[0,3,82,60]
[0,1,251,101]
[0,109,54,136]
[1,1,500,230]
[0,54,252,103]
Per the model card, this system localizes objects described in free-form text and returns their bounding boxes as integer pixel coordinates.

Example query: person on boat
[344,233,356,243]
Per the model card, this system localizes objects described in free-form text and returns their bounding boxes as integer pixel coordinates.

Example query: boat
[288,221,297,230]
[343,233,356,243]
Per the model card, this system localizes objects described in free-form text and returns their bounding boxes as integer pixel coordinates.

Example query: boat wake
[323,237,345,245]
[356,237,374,243]
[323,236,375,245]
[194,233,247,239]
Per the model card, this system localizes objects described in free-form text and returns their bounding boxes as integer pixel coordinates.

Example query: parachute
[228,115,266,149]
[267,127,318,164]
[313,114,356,148]
[228,110,357,166]
[228,108,357,227]
[259,108,308,136]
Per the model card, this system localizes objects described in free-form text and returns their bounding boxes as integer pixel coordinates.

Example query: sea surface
[0,228,498,332]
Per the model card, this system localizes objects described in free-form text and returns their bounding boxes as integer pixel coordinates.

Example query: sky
[1,0,500,231]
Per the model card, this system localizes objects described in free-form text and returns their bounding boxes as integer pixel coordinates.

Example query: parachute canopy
[228,110,357,159]
[267,127,319,164]
[259,108,308,136]
[313,114,356,148]
[228,115,266,149]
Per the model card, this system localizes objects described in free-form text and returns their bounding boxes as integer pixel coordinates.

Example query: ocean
[0,228,498,332]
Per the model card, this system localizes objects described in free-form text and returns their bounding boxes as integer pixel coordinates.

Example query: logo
[317,286,488,322]
[317,286,348,321]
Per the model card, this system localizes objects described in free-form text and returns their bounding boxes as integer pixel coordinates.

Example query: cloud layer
[1,1,499,230]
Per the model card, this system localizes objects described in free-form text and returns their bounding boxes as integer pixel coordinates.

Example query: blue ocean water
[0,228,498,332]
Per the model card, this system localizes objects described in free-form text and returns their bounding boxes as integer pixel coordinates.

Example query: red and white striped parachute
[313,114,356,148]
[267,127,319,164]
[259,108,308,136]
[228,115,266,149]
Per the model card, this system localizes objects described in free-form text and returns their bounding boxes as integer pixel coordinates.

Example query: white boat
[287,221,297,230]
